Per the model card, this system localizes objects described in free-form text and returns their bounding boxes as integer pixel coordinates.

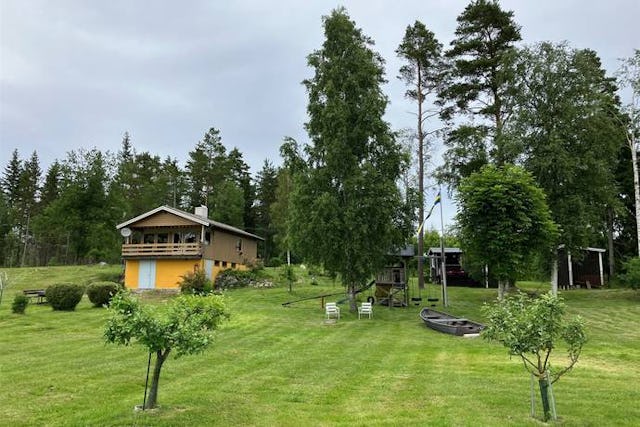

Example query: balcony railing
[122,243,202,258]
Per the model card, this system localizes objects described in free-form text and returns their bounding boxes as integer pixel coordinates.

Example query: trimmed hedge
[12,294,29,314]
[46,283,85,311]
[87,281,120,307]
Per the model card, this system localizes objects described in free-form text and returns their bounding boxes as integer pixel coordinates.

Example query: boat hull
[419,308,484,336]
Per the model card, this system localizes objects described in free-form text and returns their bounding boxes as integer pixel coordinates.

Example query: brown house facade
[116,205,263,289]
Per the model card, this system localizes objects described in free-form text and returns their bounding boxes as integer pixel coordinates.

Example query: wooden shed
[557,247,606,289]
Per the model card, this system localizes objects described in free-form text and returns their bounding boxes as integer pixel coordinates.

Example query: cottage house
[116,205,263,289]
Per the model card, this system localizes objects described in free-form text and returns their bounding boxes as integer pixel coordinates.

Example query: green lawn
[1,266,639,426]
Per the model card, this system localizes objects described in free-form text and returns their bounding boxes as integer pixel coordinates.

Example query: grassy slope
[0,266,638,426]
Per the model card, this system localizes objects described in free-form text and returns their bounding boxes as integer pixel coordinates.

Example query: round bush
[12,294,29,314]
[178,270,213,295]
[46,283,85,311]
[87,281,120,307]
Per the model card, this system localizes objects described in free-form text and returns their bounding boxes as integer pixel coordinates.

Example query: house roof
[116,205,264,240]
[427,247,463,255]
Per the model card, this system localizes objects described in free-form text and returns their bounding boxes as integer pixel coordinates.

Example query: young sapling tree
[482,291,587,421]
[104,291,229,409]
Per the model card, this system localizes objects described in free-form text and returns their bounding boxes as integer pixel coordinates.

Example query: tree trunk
[630,135,640,257]
[497,279,506,300]
[607,207,615,278]
[538,376,552,422]
[417,63,425,291]
[348,283,357,312]
[145,348,171,409]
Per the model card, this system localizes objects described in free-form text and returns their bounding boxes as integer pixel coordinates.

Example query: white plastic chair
[358,302,373,319]
[325,302,340,319]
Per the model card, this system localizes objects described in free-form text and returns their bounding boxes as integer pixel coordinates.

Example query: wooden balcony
[121,243,202,258]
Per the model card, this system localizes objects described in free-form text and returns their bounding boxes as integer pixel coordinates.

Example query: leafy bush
[87,281,121,307]
[46,283,85,311]
[215,269,273,290]
[12,294,29,314]
[179,270,213,295]
[266,257,283,267]
[618,257,640,290]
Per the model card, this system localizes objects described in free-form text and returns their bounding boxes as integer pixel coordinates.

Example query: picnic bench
[23,289,47,304]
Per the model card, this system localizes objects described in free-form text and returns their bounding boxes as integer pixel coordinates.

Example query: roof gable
[116,205,263,240]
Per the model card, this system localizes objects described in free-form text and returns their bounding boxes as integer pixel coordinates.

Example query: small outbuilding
[557,247,606,289]
[427,247,478,286]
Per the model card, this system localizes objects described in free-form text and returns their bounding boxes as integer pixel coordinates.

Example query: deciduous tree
[292,8,407,311]
[508,43,625,253]
[483,292,587,421]
[456,165,557,298]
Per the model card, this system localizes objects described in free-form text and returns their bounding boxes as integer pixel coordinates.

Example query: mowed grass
[1,266,639,426]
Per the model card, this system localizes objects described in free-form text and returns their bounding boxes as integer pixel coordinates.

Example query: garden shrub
[618,257,640,290]
[46,283,85,311]
[215,269,273,290]
[266,257,282,267]
[179,270,213,295]
[12,294,29,314]
[87,281,121,307]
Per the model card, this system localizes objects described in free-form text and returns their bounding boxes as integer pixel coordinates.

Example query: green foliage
[45,283,85,311]
[105,291,230,355]
[12,294,29,314]
[214,269,271,290]
[482,291,587,420]
[294,7,409,310]
[456,165,558,293]
[178,270,213,295]
[280,264,297,292]
[507,42,624,251]
[618,257,640,290]
[86,281,121,307]
[438,0,521,182]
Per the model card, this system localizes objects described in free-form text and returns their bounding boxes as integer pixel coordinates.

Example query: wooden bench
[23,289,46,304]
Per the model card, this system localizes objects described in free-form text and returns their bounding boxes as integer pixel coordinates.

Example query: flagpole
[439,187,449,307]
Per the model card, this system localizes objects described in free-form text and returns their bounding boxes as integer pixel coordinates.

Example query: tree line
[1,1,638,284]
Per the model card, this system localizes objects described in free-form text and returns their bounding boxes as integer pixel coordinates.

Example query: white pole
[598,251,604,287]
[568,251,574,289]
[439,188,448,307]
[551,256,558,296]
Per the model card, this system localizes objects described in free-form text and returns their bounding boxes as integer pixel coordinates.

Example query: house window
[157,233,168,243]
[231,263,237,269]
[173,233,181,244]
[205,231,211,245]
[131,231,142,244]
[214,260,220,267]
[222,261,228,268]
[184,232,196,243]
[236,239,242,252]
[143,234,155,244]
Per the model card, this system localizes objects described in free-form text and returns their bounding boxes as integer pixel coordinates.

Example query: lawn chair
[325,302,340,320]
[358,302,373,319]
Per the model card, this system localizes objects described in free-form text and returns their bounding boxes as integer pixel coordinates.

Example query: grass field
[1,265,639,426]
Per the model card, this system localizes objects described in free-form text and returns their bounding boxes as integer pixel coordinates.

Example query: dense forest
[1,1,638,280]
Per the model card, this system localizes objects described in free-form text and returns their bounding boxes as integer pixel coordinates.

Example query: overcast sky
[1,0,638,228]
